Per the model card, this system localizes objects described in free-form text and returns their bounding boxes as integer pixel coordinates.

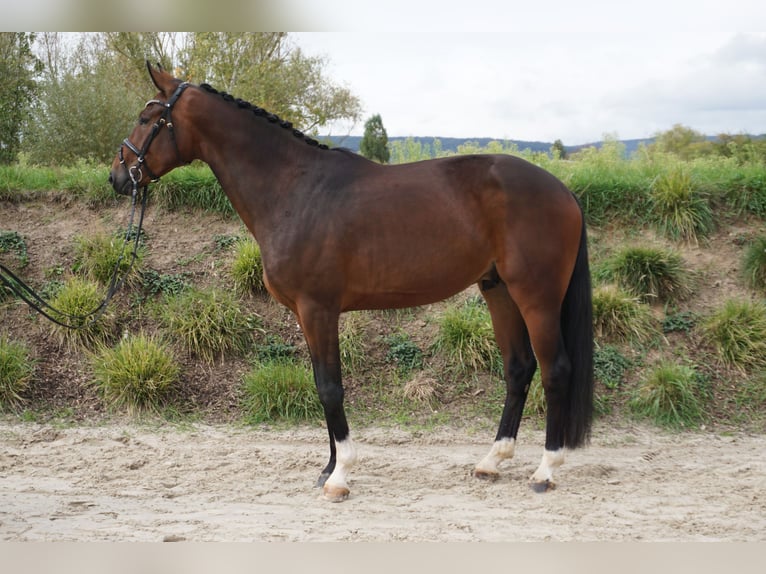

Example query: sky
[291,0,766,145]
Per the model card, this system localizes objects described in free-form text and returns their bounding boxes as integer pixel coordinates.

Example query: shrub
[231,238,265,295]
[91,334,180,414]
[650,167,714,243]
[432,299,499,373]
[742,235,766,293]
[48,277,114,348]
[73,232,146,286]
[593,344,632,389]
[0,230,29,267]
[702,299,766,371]
[385,330,424,375]
[141,269,191,297]
[241,359,323,423]
[0,335,34,408]
[158,287,258,363]
[629,361,706,428]
[592,285,656,343]
[602,246,691,303]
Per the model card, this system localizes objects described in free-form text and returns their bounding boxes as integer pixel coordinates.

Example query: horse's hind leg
[474,273,537,480]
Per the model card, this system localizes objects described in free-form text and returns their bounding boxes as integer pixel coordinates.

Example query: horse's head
[109,62,192,195]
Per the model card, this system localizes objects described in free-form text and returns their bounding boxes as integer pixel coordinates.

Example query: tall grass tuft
[600,246,692,303]
[592,285,656,343]
[74,232,146,286]
[742,235,766,293]
[91,334,180,414]
[629,361,706,428]
[152,165,234,216]
[48,277,114,348]
[339,312,368,376]
[702,299,766,371]
[432,299,499,373]
[0,335,34,408]
[157,287,258,363]
[241,359,323,424]
[231,238,265,295]
[650,167,714,243]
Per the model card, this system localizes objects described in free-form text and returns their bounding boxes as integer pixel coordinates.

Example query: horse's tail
[560,212,594,448]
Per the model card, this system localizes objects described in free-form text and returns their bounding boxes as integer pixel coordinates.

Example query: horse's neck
[192,110,321,239]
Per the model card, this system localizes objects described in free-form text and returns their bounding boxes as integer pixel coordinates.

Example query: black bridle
[118,81,190,186]
[0,82,190,330]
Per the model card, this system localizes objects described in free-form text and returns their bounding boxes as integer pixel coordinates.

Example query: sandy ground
[1,420,764,542]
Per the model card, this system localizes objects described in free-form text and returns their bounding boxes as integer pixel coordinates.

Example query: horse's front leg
[298,302,357,502]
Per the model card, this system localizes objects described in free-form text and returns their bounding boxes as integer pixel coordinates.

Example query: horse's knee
[316,381,344,410]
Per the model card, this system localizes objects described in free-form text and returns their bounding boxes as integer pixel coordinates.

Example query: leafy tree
[180,33,362,132]
[650,124,709,160]
[551,139,567,160]
[0,33,43,164]
[24,33,139,165]
[359,114,390,163]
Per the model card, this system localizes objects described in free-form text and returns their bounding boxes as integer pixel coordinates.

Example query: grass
[48,277,114,348]
[230,238,265,295]
[650,167,714,243]
[592,285,656,343]
[432,299,500,374]
[241,359,323,424]
[600,246,692,303]
[702,299,766,371]
[157,287,259,363]
[73,232,146,286]
[629,361,706,428]
[90,334,180,414]
[339,312,368,376]
[742,235,766,293]
[0,335,34,409]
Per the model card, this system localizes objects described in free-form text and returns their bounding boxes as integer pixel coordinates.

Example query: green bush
[157,287,258,363]
[231,238,265,295]
[702,299,766,371]
[601,246,691,303]
[48,277,114,348]
[385,330,424,375]
[742,235,766,293]
[593,344,632,389]
[432,299,499,373]
[91,334,179,414]
[592,285,656,343]
[650,167,714,243]
[241,359,323,423]
[629,361,706,428]
[0,335,34,408]
[74,232,146,286]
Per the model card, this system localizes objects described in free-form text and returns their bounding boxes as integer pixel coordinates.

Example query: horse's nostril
[108,173,114,185]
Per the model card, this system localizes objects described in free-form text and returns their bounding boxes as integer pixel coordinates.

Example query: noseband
[119,81,190,185]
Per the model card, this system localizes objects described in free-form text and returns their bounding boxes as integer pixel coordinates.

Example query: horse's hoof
[529,479,556,493]
[323,484,350,503]
[473,469,500,482]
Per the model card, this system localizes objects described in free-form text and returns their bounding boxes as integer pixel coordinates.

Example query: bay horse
[110,63,594,502]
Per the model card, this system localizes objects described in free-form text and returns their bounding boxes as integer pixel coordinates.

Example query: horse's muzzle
[108,168,133,196]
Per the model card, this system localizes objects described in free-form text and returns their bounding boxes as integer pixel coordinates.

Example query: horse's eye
[138,116,150,126]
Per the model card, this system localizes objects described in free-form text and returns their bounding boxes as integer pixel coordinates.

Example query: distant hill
[323,135,656,156]
[322,133,765,158]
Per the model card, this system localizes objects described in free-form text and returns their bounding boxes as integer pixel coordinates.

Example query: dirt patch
[0,420,763,541]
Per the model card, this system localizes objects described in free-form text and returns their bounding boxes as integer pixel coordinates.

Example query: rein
[0,183,148,330]
[0,82,190,330]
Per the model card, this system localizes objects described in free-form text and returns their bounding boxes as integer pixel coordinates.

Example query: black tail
[560,215,594,448]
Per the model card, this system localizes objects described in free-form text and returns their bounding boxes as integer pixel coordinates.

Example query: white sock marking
[324,437,358,493]
[530,448,565,484]
[475,438,516,475]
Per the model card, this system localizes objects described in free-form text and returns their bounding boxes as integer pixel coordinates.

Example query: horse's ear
[146,60,173,94]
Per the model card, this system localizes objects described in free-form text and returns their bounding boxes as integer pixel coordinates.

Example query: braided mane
[200,83,329,150]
